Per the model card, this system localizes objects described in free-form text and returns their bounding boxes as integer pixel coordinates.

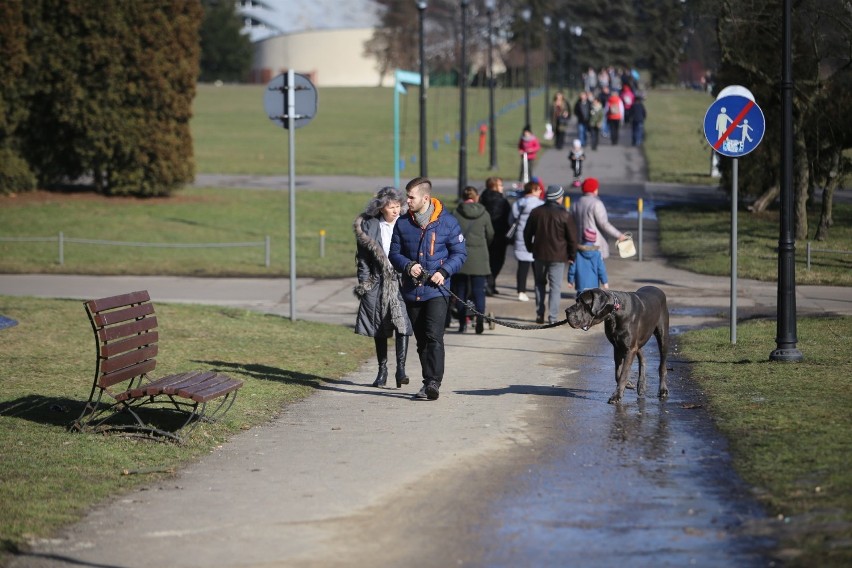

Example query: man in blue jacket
[390,177,468,400]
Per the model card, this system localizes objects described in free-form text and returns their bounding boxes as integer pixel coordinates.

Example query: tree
[199,0,252,83]
[634,0,684,86]
[14,0,202,196]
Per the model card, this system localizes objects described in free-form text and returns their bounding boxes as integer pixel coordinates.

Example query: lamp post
[417,1,428,177]
[568,25,582,90]
[542,15,551,122]
[770,0,803,362]
[458,0,469,198]
[486,0,497,170]
[521,7,531,129]
[557,20,565,92]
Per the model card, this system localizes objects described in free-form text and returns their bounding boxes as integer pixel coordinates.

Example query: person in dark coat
[353,187,413,388]
[523,185,579,324]
[478,176,510,296]
[451,186,494,334]
[389,177,467,401]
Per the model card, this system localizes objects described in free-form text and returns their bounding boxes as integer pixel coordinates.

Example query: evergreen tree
[199,0,252,83]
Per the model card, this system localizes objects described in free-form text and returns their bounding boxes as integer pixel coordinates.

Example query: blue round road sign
[703,95,765,158]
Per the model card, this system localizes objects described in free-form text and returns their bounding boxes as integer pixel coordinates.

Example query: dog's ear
[588,289,616,321]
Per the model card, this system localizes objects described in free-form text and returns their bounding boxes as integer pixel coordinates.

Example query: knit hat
[572,139,582,149]
[545,185,564,201]
[581,177,599,193]
[583,227,597,243]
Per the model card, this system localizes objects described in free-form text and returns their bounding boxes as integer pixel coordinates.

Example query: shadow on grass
[194,360,360,393]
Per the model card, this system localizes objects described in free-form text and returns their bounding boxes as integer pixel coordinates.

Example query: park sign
[264,72,317,130]
[703,85,765,158]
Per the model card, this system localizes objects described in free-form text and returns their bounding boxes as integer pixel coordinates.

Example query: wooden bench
[72,290,243,442]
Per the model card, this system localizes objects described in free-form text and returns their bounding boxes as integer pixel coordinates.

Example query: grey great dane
[565,286,669,404]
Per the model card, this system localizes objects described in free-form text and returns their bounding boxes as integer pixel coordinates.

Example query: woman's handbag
[505,203,525,239]
[616,232,636,258]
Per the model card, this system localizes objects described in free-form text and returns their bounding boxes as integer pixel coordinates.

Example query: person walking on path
[517,125,541,183]
[353,187,414,388]
[567,227,609,296]
[573,91,592,148]
[478,176,511,297]
[631,93,647,146]
[588,96,604,151]
[509,180,545,303]
[605,90,625,145]
[570,177,628,259]
[390,177,467,400]
[523,185,578,324]
[451,186,494,334]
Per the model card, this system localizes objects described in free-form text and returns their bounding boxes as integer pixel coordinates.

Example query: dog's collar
[605,290,622,311]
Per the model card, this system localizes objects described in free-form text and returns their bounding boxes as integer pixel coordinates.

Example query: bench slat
[86,290,150,312]
[93,303,155,328]
[100,330,158,358]
[98,316,158,343]
[185,378,243,403]
[106,359,158,392]
[135,370,208,398]
[100,344,158,375]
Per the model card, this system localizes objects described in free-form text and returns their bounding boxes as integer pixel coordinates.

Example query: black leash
[415,270,570,331]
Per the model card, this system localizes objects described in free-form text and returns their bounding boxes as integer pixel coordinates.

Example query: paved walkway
[3,137,851,567]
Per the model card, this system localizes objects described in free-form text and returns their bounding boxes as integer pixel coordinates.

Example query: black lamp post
[521,7,531,129]
[458,0,469,198]
[486,0,497,170]
[417,1,428,177]
[557,19,565,92]
[542,15,551,122]
[770,0,803,362]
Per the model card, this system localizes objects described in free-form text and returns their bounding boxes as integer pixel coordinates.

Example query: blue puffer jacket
[389,198,468,302]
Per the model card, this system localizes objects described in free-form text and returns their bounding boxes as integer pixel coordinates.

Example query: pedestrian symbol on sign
[703,92,765,158]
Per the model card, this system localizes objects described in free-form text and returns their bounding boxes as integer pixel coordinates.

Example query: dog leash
[415,270,570,331]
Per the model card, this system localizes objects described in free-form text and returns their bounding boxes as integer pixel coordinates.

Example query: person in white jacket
[508,180,545,301]
[570,177,628,259]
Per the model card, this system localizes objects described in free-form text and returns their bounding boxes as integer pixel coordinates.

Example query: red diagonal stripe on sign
[714,100,755,150]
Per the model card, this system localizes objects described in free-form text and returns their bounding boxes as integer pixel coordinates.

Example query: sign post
[264,71,317,321]
[394,69,422,189]
[703,86,765,344]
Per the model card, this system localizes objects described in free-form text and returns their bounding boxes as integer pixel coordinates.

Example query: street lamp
[417,1,427,177]
[557,20,565,91]
[485,0,497,170]
[458,0,469,198]
[568,25,582,90]
[543,15,551,122]
[521,7,531,129]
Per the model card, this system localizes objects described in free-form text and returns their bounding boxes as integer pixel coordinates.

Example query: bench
[72,290,243,442]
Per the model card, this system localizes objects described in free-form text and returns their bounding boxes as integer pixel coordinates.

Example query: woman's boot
[394,334,410,388]
[372,337,388,387]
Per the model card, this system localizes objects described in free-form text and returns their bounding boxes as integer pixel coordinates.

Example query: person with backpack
[605,89,625,145]
[588,96,604,151]
[567,227,609,297]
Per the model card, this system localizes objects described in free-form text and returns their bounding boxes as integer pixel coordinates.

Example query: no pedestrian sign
[703,90,765,158]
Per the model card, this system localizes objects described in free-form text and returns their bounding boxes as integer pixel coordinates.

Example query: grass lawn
[677,316,852,567]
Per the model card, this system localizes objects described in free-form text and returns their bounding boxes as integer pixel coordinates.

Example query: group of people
[352,173,627,401]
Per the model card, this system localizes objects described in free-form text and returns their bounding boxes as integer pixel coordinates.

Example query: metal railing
[806,241,852,270]
[0,233,271,267]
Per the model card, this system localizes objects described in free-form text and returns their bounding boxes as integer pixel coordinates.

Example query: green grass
[657,202,852,286]
[642,89,717,185]
[677,316,852,567]
[0,296,374,555]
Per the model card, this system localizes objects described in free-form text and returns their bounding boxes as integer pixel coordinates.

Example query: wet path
[479,336,777,567]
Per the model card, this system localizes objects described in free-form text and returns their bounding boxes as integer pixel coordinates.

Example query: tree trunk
[748,184,779,213]
[814,151,839,241]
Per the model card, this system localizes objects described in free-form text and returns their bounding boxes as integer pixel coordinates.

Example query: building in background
[238,0,386,86]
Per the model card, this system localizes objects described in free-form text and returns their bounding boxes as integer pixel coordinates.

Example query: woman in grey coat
[353,187,413,388]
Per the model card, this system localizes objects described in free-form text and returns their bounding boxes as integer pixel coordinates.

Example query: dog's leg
[655,322,670,399]
[608,348,637,404]
[636,348,647,397]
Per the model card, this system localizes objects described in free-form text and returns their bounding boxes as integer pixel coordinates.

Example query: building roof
[238,0,380,42]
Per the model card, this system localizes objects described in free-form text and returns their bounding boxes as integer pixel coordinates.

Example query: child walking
[569,139,585,187]
[568,227,609,296]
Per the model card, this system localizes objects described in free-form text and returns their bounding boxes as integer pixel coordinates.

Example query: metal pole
[487,4,497,170]
[557,21,565,92]
[770,0,803,361]
[287,69,297,321]
[418,2,428,177]
[522,8,531,129]
[637,198,643,262]
[265,235,270,268]
[458,0,469,198]
[543,16,551,122]
[731,158,738,344]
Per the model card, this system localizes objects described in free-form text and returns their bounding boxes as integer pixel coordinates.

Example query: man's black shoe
[413,385,429,400]
[535,315,544,324]
[425,381,440,400]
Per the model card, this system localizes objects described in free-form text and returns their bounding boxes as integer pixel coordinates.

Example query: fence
[0,233,271,267]
[806,241,852,271]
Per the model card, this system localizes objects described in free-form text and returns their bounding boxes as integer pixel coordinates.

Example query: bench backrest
[85,290,159,389]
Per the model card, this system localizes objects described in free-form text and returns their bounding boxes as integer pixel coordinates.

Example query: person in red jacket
[517,125,541,183]
[605,92,624,145]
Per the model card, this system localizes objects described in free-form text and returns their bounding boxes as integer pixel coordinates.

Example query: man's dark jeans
[406,296,449,385]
